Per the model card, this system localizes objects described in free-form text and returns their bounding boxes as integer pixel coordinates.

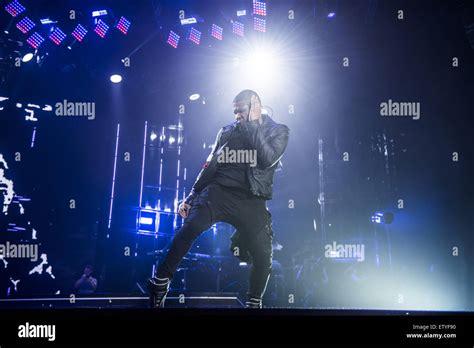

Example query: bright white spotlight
[110,74,122,83]
[189,94,200,101]
[22,53,34,62]
[150,132,157,141]
[241,46,280,84]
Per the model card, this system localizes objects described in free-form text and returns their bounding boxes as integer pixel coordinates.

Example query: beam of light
[30,127,36,148]
[139,121,148,208]
[239,45,281,88]
[107,123,120,229]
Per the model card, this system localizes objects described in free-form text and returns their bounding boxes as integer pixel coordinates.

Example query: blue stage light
[254,17,266,32]
[5,0,25,17]
[49,27,66,46]
[211,24,223,40]
[232,21,244,36]
[72,24,88,42]
[116,16,131,35]
[138,209,159,233]
[26,32,45,49]
[94,19,109,38]
[188,27,201,45]
[253,0,266,16]
[167,31,180,48]
[16,17,35,34]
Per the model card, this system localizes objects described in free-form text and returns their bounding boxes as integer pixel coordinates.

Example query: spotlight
[180,17,197,25]
[138,209,159,233]
[241,45,280,82]
[211,24,223,40]
[327,12,336,18]
[253,0,267,16]
[5,0,25,17]
[110,74,122,83]
[371,212,394,224]
[66,40,77,50]
[92,10,108,18]
[16,17,35,34]
[232,21,244,36]
[189,94,200,101]
[167,31,180,48]
[254,17,266,32]
[26,32,45,49]
[94,19,109,38]
[188,28,201,45]
[40,18,56,25]
[116,16,131,35]
[22,52,34,62]
[150,132,157,141]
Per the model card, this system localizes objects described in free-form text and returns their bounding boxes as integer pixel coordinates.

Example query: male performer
[147,89,289,308]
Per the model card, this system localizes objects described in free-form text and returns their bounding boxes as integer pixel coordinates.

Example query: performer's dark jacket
[183,114,289,262]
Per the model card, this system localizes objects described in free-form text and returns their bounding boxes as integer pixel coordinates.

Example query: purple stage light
[5,0,25,17]
[254,17,266,32]
[94,19,109,38]
[327,12,336,18]
[167,31,180,48]
[211,24,223,40]
[72,24,88,42]
[253,0,266,16]
[116,16,131,35]
[232,21,244,36]
[49,27,66,46]
[16,16,35,34]
[188,27,201,45]
[26,32,45,49]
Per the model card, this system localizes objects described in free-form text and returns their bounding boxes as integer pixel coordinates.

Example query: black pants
[156,183,273,299]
